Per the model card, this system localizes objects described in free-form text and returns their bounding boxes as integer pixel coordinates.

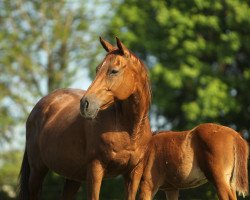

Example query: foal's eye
[109,69,119,76]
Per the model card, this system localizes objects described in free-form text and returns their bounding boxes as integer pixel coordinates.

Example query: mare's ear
[99,37,114,52]
[116,36,130,57]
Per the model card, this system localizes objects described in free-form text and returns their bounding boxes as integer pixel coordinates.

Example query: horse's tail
[232,135,249,197]
[18,146,30,200]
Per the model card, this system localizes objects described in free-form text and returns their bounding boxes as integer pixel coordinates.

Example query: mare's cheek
[115,74,135,100]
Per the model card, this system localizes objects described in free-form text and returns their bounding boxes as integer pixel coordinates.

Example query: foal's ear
[99,37,114,52]
[116,37,130,57]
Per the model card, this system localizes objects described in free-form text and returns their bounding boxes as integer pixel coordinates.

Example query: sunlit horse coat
[18,37,152,200]
[139,123,249,200]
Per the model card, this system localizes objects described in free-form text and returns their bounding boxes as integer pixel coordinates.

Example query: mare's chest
[100,131,133,159]
[98,131,135,175]
[85,108,139,175]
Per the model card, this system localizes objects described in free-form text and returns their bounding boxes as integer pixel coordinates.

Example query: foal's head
[80,37,150,119]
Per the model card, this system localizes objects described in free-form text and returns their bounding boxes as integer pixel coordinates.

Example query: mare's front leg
[86,160,104,200]
[124,162,144,200]
[61,178,81,200]
[165,190,179,200]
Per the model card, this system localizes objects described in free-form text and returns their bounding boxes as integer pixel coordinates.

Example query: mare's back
[26,89,85,136]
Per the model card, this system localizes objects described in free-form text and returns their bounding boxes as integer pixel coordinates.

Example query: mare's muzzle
[80,94,101,119]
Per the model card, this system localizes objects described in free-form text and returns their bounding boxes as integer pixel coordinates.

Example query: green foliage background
[106,0,250,199]
[0,0,250,199]
[109,0,250,132]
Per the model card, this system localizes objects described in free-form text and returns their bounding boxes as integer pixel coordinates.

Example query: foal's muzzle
[80,94,101,119]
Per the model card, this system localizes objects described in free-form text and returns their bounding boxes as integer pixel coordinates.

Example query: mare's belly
[39,129,87,181]
[41,148,87,181]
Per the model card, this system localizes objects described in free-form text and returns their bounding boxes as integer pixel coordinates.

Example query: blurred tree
[0,150,22,199]
[108,0,250,133]
[0,0,120,199]
[107,0,250,199]
[0,0,114,141]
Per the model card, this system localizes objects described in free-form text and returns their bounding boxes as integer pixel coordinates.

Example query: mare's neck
[116,85,150,139]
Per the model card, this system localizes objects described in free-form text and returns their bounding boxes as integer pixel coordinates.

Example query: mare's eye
[109,69,119,75]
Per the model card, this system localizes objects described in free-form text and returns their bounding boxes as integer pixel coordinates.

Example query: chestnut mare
[18,37,152,200]
[139,123,249,200]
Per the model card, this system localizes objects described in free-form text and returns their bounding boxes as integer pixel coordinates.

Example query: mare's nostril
[84,99,89,109]
[80,95,100,119]
[80,98,89,111]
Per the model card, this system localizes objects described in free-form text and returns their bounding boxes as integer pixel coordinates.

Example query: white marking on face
[101,61,107,67]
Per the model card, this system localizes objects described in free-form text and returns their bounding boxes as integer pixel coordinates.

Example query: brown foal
[18,37,152,200]
[139,123,249,200]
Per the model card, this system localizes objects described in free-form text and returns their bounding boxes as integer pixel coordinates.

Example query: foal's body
[19,38,152,200]
[139,123,249,200]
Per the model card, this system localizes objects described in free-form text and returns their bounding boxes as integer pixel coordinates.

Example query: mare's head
[80,37,150,119]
